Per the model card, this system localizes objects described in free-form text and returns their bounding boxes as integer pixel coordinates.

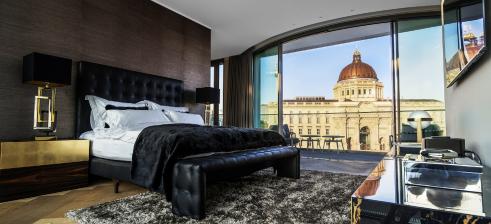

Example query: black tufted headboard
[75,61,184,137]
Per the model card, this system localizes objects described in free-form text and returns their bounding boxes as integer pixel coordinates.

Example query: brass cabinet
[0,140,89,169]
[0,139,90,202]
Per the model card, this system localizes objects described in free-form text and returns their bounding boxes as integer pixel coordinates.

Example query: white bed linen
[163,110,204,125]
[80,130,136,161]
[81,121,170,162]
[104,110,171,129]
[91,138,134,162]
[85,95,147,129]
[79,123,156,162]
[80,121,210,162]
[82,122,167,144]
[81,130,216,162]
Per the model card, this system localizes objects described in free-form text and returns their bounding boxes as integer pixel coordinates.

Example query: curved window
[255,13,446,152]
[397,18,446,142]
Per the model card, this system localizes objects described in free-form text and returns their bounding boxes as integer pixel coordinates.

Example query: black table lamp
[196,87,220,125]
[196,87,220,104]
[23,52,72,140]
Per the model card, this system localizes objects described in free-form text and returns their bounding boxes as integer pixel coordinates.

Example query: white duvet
[80,122,225,161]
[80,122,166,143]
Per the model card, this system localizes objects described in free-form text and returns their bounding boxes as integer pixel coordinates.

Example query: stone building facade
[261,51,445,151]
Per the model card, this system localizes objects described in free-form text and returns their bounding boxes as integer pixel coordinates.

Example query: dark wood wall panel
[0,0,211,140]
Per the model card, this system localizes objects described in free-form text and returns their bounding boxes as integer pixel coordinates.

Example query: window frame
[210,59,224,126]
[251,9,443,153]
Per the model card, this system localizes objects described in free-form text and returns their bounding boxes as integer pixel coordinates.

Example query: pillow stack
[140,100,204,125]
[138,100,189,112]
[163,110,204,125]
[86,96,205,130]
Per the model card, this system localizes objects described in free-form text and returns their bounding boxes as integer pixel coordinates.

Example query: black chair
[311,138,321,149]
[269,125,299,147]
[299,138,309,148]
[300,136,320,149]
[323,138,344,150]
[281,124,300,147]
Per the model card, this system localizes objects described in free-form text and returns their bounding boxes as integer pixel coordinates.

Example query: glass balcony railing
[206,113,223,126]
[259,109,446,152]
[398,110,446,143]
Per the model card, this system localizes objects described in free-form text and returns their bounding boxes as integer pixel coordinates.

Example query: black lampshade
[196,87,220,104]
[23,52,72,87]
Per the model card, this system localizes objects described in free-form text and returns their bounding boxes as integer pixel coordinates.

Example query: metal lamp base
[34,135,57,141]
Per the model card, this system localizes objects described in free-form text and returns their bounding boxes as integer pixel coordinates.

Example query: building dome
[338,50,378,82]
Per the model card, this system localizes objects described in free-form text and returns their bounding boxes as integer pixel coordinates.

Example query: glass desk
[351,152,491,224]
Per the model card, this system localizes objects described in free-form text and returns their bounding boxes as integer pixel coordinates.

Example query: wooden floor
[0,180,146,224]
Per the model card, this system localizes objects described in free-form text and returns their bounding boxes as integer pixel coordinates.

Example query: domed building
[333,50,384,101]
[262,50,446,151]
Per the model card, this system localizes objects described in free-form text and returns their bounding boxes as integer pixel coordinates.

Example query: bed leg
[113,179,120,193]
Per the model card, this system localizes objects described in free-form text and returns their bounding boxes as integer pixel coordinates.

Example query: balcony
[260,109,446,152]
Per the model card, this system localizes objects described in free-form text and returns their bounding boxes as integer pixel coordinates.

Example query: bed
[75,62,299,219]
[76,61,185,186]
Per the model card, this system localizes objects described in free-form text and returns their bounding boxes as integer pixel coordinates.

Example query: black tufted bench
[171,146,300,219]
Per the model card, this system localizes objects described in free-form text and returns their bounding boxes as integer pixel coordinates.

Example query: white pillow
[104,110,171,129]
[164,110,204,125]
[85,95,147,129]
[139,100,189,113]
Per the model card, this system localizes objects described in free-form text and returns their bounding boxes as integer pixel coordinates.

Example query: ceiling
[283,23,391,54]
[152,0,440,60]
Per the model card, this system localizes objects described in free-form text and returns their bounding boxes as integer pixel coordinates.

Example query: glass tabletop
[353,155,491,217]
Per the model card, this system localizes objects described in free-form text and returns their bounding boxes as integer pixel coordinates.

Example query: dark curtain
[223,50,253,127]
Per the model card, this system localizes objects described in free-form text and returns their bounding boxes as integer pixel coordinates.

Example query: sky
[276,24,446,103]
[209,64,224,113]
[283,36,392,100]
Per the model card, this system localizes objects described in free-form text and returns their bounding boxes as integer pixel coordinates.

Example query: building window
[298,117,302,123]
[358,89,361,95]
[369,89,372,94]
[325,116,329,123]
[352,89,354,95]
[316,129,320,135]
[316,117,320,123]
[308,129,311,134]
[342,91,344,96]
[299,129,303,135]
[364,89,367,94]
[325,129,330,135]
[307,117,311,123]
[289,115,293,124]
[346,90,349,95]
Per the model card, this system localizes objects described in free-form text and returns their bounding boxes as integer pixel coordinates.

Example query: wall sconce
[23,52,72,140]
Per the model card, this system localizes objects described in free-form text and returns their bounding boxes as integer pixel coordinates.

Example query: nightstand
[0,139,89,202]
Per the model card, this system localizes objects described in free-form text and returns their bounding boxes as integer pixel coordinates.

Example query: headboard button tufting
[76,62,183,137]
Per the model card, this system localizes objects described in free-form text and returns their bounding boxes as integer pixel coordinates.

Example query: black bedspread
[130,124,286,198]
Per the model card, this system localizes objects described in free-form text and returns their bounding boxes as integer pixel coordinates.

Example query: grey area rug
[66,170,365,224]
